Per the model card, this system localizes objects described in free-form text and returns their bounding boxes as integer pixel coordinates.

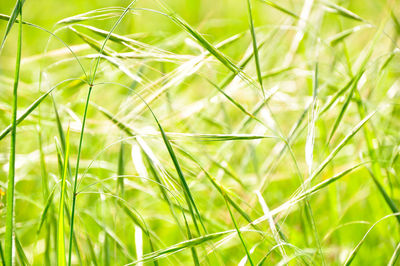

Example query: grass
[1,0,400,265]
[3,1,23,265]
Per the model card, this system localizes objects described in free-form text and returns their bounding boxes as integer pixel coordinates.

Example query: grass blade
[223,191,254,266]
[57,126,70,266]
[14,235,29,266]
[388,242,400,266]
[258,0,299,18]
[0,0,25,53]
[37,189,56,234]
[246,0,264,97]
[322,1,365,22]
[344,213,400,265]
[0,242,5,266]
[4,3,22,265]
[327,70,364,143]
[117,141,125,196]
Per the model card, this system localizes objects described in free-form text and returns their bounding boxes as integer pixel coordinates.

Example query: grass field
[1,0,400,265]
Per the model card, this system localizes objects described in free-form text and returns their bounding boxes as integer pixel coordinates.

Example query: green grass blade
[68,86,92,266]
[4,3,22,265]
[310,111,375,183]
[0,0,25,53]
[367,168,400,223]
[327,70,364,143]
[322,1,365,22]
[258,0,299,18]
[57,126,70,266]
[117,141,125,197]
[14,235,29,266]
[52,97,72,180]
[207,79,259,121]
[344,213,400,265]
[37,189,56,234]
[388,242,400,266]
[246,0,264,97]
[0,79,83,142]
[0,242,5,266]
[86,236,99,266]
[68,3,137,262]
[127,231,231,265]
[223,192,254,266]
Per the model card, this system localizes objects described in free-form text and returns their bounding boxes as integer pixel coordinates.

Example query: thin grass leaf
[68,26,114,56]
[207,79,259,121]
[86,236,99,266]
[156,2,259,91]
[14,235,29,266]
[223,191,254,266]
[246,0,264,97]
[68,4,138,262]
[0,14,88,78]
[52,97,72,180]
[142,104,208,239]
[322,1,365,22]
[344,213,400,265]
[258,0,299,18]
[168,132,274,142]
[211,159,245,187]
[0,242,5,266]
[388,242,400,266]
[391,11,400,36]
[0,0,26,53]
[174,145,263,234]
[367,168,400,223]
[83,212,134,260]
[328,25,370,46]
[309,111,375,184]
[117,141,125,196]
[37,189,56,234]
[127,231,231,265]
[4,4,22,265]
[57,126,70,266]
[327,70,364,143]
[0,79,83,142]
[115,197,159,266]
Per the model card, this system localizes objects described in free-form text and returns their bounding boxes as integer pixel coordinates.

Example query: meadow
[1,0,400,265]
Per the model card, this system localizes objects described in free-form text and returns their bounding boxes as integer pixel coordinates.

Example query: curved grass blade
[344,213,400,265]
[0,15,88,79]
[68,3,138,263]
[389,242,400,266]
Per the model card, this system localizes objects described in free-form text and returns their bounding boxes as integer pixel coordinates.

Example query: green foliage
[1,0,400,265]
